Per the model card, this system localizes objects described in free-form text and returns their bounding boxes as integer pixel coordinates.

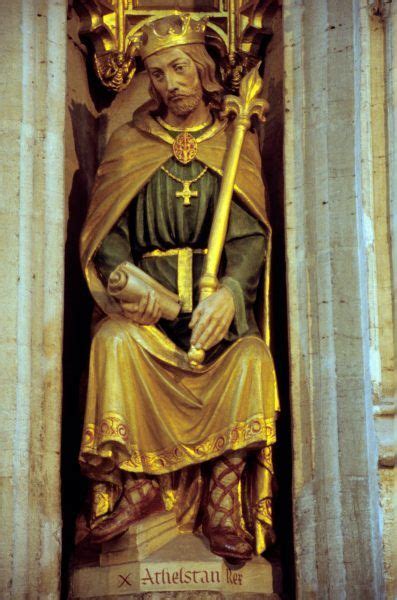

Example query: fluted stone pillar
[0,1,67,598]
[283,0,391,597]
[378,2,397,597]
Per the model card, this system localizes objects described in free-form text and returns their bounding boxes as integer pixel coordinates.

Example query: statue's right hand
[120,290,162,325]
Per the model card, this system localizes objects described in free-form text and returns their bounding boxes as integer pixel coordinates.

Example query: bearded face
[167,81,202,116]
[145,47,204,117]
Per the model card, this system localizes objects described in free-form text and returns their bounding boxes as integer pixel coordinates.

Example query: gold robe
[79,105,280,553]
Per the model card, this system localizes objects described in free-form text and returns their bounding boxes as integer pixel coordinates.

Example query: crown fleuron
[138,14,207,61]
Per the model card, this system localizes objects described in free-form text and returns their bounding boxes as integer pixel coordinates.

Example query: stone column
[0,1,67,598]
[376,2,397,597]
[283,0,387,597]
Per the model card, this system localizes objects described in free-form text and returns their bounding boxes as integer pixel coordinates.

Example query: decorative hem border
[80,413,277,475]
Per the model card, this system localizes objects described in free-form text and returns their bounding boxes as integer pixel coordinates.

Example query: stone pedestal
[100,511,179,566]
[70,533,276,599]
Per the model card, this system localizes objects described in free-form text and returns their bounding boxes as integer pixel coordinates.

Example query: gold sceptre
[188,65,269,366]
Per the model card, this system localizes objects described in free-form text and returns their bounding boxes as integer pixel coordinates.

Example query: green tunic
[94,127,266,355]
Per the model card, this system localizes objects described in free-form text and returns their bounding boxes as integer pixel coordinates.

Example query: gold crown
[138,14,207,61]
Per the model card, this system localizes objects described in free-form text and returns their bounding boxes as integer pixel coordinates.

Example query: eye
[174,64,186,73]
[151,70,164,81]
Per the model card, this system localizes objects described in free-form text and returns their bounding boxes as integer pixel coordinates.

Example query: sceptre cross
[175,182,198,206]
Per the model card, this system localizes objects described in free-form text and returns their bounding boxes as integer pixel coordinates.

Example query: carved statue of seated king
[76,13,280,564]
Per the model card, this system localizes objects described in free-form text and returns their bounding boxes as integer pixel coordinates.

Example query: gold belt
[142,247,208,313]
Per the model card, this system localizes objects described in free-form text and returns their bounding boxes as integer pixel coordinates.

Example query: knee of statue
[234,335,272,365]
[92,317,131,348]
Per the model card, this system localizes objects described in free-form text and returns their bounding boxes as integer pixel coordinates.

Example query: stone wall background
[0,2,66,598]
[283,0,396,598]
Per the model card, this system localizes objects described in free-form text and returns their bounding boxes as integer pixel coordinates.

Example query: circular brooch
[173,132,198,164]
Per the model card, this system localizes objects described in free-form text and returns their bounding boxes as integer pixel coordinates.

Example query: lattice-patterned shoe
[202,452,253,563]
[89,477,163,544]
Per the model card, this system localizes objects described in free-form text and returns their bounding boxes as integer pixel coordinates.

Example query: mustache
[167,92,195,101]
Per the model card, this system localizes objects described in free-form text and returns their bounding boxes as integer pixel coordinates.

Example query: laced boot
[202,450,253,563]
[90,475,162,544]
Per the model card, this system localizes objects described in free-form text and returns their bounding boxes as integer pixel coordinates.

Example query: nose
[165,72,180,94]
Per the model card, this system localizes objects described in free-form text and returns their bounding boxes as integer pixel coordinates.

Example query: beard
[167,89,202,116]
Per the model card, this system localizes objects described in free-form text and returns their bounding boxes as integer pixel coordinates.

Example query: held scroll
[108,261,182,321]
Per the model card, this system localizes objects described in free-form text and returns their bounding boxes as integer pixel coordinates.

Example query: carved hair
[148,44,224,113]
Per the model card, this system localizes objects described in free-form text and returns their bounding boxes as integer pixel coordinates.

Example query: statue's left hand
[189,287,235,351]
[120,290,162,325]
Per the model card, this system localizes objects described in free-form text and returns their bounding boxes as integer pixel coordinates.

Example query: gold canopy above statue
[74,0,281,92]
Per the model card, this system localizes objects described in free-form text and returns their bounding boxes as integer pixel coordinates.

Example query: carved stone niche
[66,2,286,598]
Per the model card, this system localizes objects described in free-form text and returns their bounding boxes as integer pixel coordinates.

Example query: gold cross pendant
[175,181,199,206]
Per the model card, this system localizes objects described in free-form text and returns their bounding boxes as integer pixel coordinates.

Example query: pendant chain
[161,164,208,186]
[161,164,208,206]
